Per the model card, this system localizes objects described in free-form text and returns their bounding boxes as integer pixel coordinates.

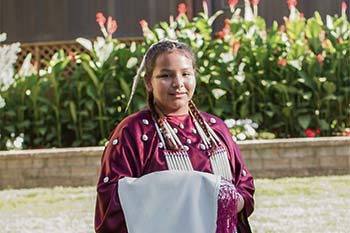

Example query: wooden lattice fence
[15,37,143,73]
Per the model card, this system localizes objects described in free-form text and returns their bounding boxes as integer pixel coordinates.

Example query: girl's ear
[144,76,153,92]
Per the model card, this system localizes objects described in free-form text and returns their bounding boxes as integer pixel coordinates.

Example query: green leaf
[82,62,99,88]
[298,115,311,129]
[69,101,77,123]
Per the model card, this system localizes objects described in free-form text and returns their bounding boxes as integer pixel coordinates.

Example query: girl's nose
[172,74,184,88]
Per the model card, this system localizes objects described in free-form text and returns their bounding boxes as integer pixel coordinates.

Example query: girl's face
[146,50,196,115]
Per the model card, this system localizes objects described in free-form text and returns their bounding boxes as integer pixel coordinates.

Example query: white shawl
[118,170,221,233]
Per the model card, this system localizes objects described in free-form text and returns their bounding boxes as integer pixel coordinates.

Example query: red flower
[337,37,344,44]
[232,41,241,54]
[316,54,324,66]
[305,129,315,137]
[344,128,350,136]
[222,18,231,36]
[107,16,118,35]
[315,129,321,135]
[342,1,347,11]
[178,3,187,15]
[96,12,106,28]
[228,0,238,8]
[287,0,298,9]
[251,0,260,6]
[218,31,224,39]
[202,0,208,15]
[68,51,75,62]
[139,19,148,30]
[278,58,287,67]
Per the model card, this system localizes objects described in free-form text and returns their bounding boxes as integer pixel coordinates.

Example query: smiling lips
[170,91,187,98]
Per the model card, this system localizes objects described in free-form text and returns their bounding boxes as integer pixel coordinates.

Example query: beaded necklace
[153,101,233,180]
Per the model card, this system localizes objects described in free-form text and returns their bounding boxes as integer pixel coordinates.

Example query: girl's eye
[183,72,192,77]
[157,74,171,78]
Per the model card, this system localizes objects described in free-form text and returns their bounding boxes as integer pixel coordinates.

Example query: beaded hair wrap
[188,100,233,180]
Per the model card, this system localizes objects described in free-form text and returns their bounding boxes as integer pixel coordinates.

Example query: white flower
[94,37,114,66]
[6,139,12,149]
[234,74,245,83]
[244,124,257,137]
[212,88,226,99]
[237,133,247,141]
[0,95,5,108]
[17,53,36,77]
[244,0,254,22]
[289,59,302,70]
[0,41,21,91]
[234,62,246,83]
[326,15,334,30]
[76,37,93,51]
[220,52,233,63]
[224,119,236,128]
[0,32,6,42]
[13,135,24,149]
[232,135,237,142]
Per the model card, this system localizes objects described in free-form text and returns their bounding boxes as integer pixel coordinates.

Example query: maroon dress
[95,109,255,233]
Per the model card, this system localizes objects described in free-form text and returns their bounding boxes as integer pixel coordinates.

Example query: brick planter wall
[0,137,349,189]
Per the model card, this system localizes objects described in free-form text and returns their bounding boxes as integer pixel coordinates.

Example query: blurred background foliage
[0,0,349,150]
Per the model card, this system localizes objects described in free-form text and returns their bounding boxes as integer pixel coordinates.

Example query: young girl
[95,39,255,233]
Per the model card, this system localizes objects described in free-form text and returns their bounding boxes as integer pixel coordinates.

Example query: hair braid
[188,100,212,142]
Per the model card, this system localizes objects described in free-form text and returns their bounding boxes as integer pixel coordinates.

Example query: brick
[242,149,260,159]
[6,159,22,169]
[71,166,93,177]
[281,147,315,158]
[32,158,46,168]
[47,157,66,167]
[320,156,348,169]
[42,166,71,178]
[317,146,336,156]
[335,145,350,156]
[262,158,291,170]
[23,168,41,178]
[67,156,86,166]
[22,158,33,168]
[258,148,281,159]
[86,156,100,166]
[0,159,6,169]
[245,158,263,170]
[290,156,319,169]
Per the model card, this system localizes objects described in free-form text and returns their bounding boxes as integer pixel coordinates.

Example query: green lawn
[1,175,349,233]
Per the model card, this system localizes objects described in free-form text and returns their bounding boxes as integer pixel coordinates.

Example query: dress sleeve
[230,140,255,233]
[95,125,142,233]
[209,115,255,233]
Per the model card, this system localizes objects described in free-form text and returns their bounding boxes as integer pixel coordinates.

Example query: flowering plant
[1,1,349,150]
[224,118,259,141]
[0,33,21,108]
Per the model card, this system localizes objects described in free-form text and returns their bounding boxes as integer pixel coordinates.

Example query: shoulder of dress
[200,111,225,126]
[110,109,155,137]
